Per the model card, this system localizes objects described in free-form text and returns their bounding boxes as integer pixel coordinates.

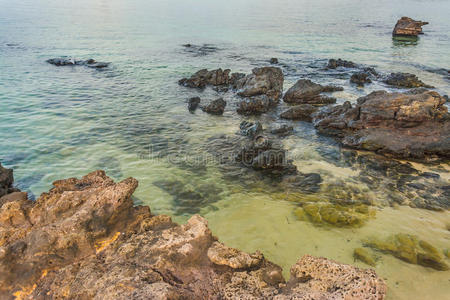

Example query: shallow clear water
[1,0,449,299]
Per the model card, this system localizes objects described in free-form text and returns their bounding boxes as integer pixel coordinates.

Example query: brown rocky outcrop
[201,98,227,115]
[236,67,284,102]
[0,170,387,299]
[178,68,232,88]
[383,72,433,88]
[280,104,318,121]
[393,17,429,37]
[312,90,450,159]
[283,79,343,105]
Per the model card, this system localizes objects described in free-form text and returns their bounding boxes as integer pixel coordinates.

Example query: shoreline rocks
[393,17,429,37]
[201,98,227,115]
[283,79,343,106]
[0,170,387,299]
[280,104,318,121]
[351,72,372,86]
[236,67,284,102]
[327,58,358,69]
[312,90,450,160]
[383,72,433,88]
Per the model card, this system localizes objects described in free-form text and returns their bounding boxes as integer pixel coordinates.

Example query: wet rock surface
[237,95,276,115]
[283,79,343,105]
[239,121,263,137]
[46,58,109,68]
[201,98,227,115]
[327,58,358,69]
[187,96,201,112]
[0,171,387,299]
[280,104,318,121]
[351,72,372,86]
[393,17,429,37]
[0,163,16,198]
[383,72,433,88]
[179,68,231,89]
[312,90,450,160]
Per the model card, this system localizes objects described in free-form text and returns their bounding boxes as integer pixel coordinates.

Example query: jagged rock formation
[0,171,387,299]
[312,90,450,159]
[393,17,429,37]
[283,79,343,105]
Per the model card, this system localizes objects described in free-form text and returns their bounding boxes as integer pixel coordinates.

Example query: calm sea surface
[1,0,449,299]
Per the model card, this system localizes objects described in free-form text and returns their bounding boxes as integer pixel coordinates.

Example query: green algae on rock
[354,247,378,267]
[295,202,376,227]
[364,233,449,271]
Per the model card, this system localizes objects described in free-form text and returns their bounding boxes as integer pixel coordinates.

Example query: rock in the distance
[270,57,279,64]
[46,58,109,68]
[393,17,429,37]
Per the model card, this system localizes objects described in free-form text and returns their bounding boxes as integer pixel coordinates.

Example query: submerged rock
[269,124,294,136]
[0,170,387,299]
[236,135,297,177]
[239,121,263,137]
[393,17,429,37]
[280,104,318,121]
[153,177,223,214]
[187,96,201,112]
[283,79,343,105]
[327,58,358,69]
[364,233,448,271]
[313,90,450,160]
[236,67,284,102]
[350,72,372,86]
[46,58,109,68]
[201,98,227,115]
[383,72,433,88]
[296,202,376,228]
[354,248,378,267]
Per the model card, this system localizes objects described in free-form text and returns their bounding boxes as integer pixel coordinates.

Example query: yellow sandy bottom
[202,194,450,300]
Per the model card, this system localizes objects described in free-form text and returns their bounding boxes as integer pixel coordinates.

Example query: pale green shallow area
[0,0,449,299]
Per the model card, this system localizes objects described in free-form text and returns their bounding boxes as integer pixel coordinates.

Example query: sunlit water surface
[0,0,449,299]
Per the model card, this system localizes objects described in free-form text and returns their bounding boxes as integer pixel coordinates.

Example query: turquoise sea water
[1,0,449,299]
